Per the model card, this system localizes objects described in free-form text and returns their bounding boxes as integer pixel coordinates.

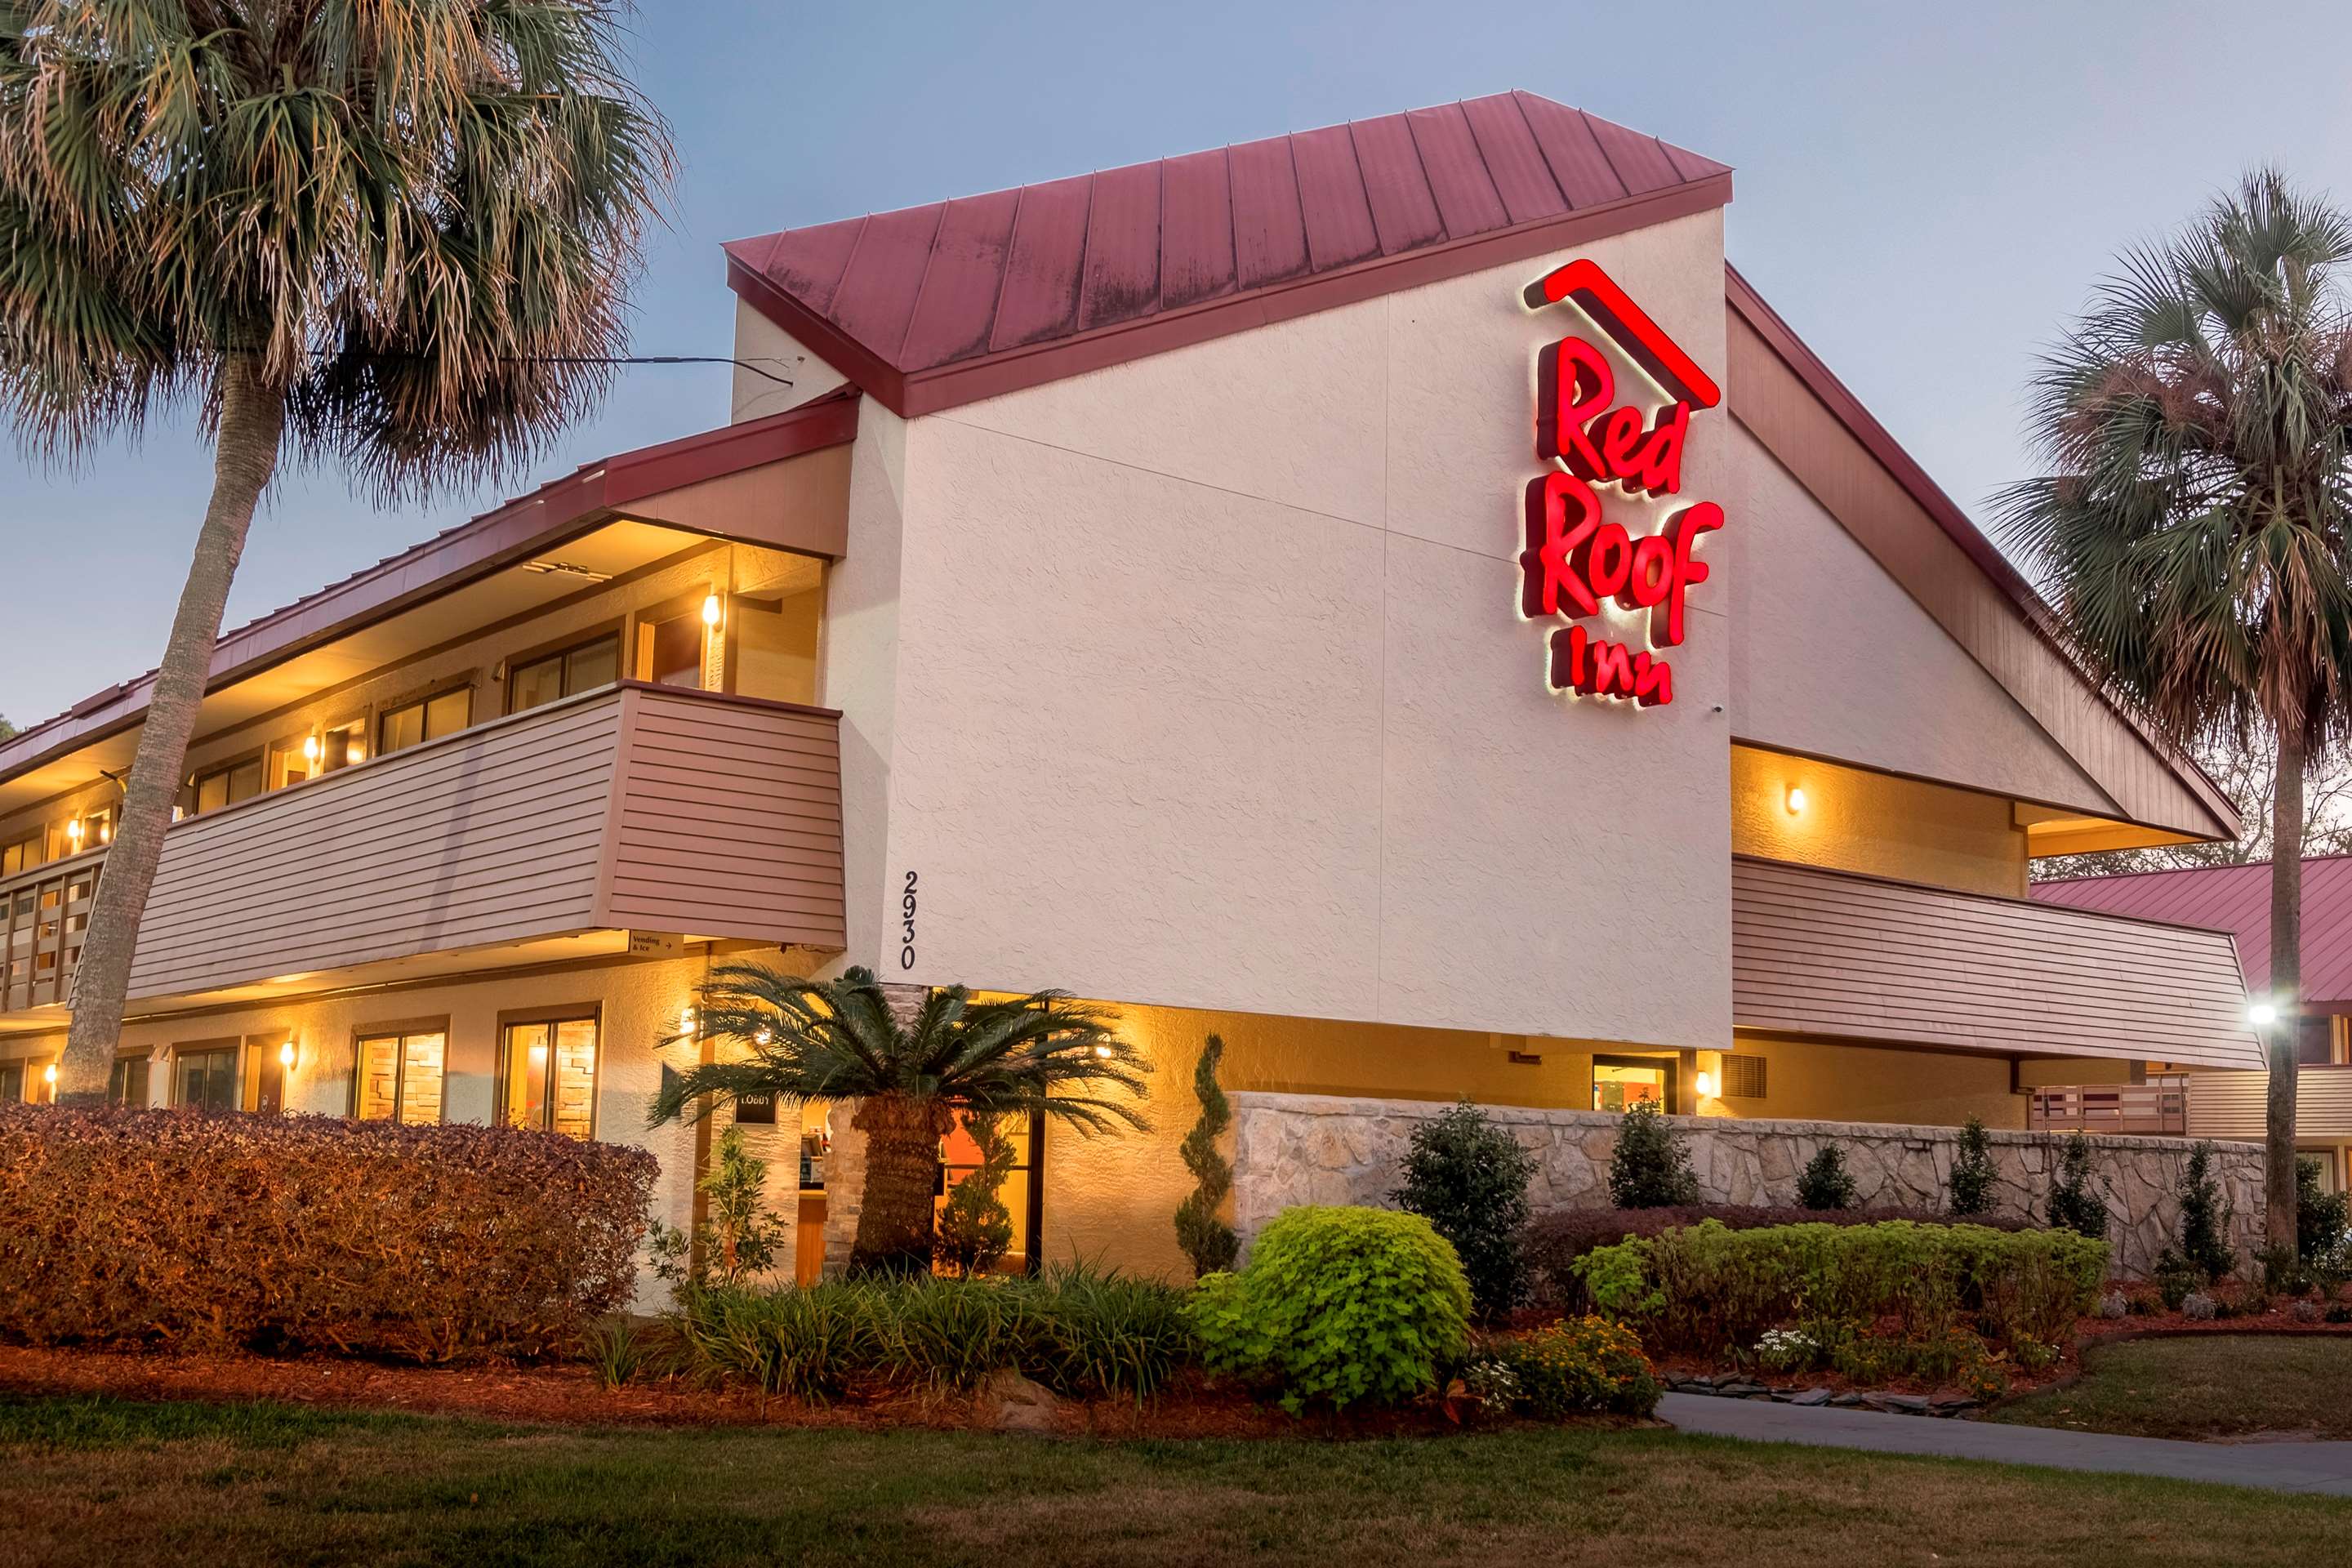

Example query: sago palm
[651,965,1151,1276]
[1999,167,2352,1250]
[0,2,670,1094]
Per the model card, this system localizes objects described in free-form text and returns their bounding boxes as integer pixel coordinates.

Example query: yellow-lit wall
[1731,744,2029,898]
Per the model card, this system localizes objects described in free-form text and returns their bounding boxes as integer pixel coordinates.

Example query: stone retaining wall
[1231,1092,2265,1277]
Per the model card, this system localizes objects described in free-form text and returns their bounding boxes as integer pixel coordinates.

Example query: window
[192,757,263,816]
[48,804,113,859]
[354,1027,447,1125]
[320,719,368,773]
[509,635,620,715]
[1,831,40,879]
[172,1042,239,1111]
[378,687,472,757]
[107,1054,150,1108]
[0,1060,23,1103]
[933,1108,1042,1276]
[1592,1054,1677,1114]
[498,1013,599,1135]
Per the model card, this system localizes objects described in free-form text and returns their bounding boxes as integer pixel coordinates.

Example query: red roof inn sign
[1518,260,1723,708]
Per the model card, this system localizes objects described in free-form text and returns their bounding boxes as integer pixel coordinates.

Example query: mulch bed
[0,1344,1637,1441]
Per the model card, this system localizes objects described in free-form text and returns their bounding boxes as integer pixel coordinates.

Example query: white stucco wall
[1722,422,2118,816]
[829,212,1737,1050]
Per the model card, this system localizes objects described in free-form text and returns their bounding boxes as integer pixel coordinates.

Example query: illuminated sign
[1518,259,1723,708]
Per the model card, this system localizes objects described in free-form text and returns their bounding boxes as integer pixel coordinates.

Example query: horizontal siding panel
[2187,1067,2352,1140]
[1731,857,2261,1069]
[601,689,846,949]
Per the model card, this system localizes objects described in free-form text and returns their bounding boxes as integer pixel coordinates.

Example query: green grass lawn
[0,1394,2343,1567]
[1993,1335,2352,1441]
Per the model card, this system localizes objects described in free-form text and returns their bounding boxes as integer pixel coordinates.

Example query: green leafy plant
[1949,1117,1998,1217]
[1188,1205,1470,1414]
[651,966,1149,1276]
[1575,1218,2105,1366]
[935,1114,1018,1277]
[2152,1248,2202,1312]
[648,1127,791,1290]
[1607,1100,1700,1209]
[1797,1142,1859,1210]
[1174,1035,1240,1279]
[1481,1316,1659,1418]
[1392,1098,1537,1320]
[2046,1132,2110,1240]
[2297,1156,2349,1264]
[2176,1142,2235,1281]
[587,1319,651,1391]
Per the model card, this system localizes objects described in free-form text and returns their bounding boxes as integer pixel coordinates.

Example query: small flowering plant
[1474,1315,1661,1419]
[1753,1326,1822,1374]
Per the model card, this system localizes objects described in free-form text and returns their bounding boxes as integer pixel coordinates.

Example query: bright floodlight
[2249,1001,2279,1028]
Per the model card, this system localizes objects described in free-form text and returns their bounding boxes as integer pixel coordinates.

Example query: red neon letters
[1517,260,1724,710]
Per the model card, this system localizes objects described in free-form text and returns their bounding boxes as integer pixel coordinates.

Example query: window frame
[494,1003,603,1137]
[169,1037,243,1113]
[376,679,476,759]
[107,1049,153,1109]
[350,1015,452,1126]
[502,622,625,716]
[189,750,266,817]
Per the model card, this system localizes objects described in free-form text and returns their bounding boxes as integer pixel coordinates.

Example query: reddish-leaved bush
[0,1105,657,1361]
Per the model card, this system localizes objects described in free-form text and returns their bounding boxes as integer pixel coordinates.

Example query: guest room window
[378,686,472,756]
[508,635,620,715]
[497,1013,599,1137]
[353,1027,448,1125]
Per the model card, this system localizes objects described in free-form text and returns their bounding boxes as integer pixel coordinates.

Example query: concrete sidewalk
[1659,1392,2352,1497]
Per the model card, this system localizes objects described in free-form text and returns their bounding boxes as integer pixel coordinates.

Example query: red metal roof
[0,394,859,783]
[724,91,1731,417]
[2034,858,2352,1007]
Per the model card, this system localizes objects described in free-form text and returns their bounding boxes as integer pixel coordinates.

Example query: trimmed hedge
[0,1105,657,1361]
[1577,1218,2105,1365]
[1526,1204,2035,1307]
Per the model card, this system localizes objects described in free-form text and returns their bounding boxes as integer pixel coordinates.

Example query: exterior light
[42,1063,57,1087]
[680,1005,698,1034]
[2250,1000,2279,1029]
[1785,786,1806,815]
[278,1039,296,1069]
[98,821,111,844]
[65,818,84,850]
[1094,1044,1113,1059]
[347,739,366,766]
[303,735,323,768]
[754,1027,773,1045]
[701,592,723,628]
[1695,1070,1717,1098]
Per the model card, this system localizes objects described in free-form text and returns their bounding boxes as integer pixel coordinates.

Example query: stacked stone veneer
[1231,1092,2265,1278]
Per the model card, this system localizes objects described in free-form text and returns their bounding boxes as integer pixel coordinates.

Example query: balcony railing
[0,681,844,1018]
[2028,1076,2189,1136]
[0,853,101,1014]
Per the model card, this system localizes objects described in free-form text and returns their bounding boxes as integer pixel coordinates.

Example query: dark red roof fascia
[1723,264,2239,840]
[0,394,859,783]
[733,173,1731,421]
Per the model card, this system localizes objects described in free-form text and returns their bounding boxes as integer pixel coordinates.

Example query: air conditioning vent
[1721,1053,1767,1099]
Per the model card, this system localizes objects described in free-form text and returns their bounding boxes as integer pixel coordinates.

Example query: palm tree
[651,965,1152,1276]
[1999,168,2352,1254]
[0,2,670,1097]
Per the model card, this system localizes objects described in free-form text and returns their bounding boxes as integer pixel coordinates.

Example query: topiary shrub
[1174,1035,1240,1279]
[2045,1131,2109,1240]
[935,1113,1019,1277]
[1797,1142,1859,1210]
[0,1104,656,1361]
[1188,1205,1470,1414]
[1948,1116,1997,1216]
[1392,1098,1536,1320]
[2175,1141,2234,1281]
[1607,1101,1699,1209]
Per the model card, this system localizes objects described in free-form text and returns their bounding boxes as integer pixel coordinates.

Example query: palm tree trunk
[849,1092,948,1276]
[57,355,284,1099]
[2265,727,2306,1258]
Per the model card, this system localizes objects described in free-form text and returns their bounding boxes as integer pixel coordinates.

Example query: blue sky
[5,0,2349,728]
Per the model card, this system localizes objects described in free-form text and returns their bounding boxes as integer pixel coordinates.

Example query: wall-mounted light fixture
[278,1038,297,1070]
[303,735,323,769]
[42,1062,58,1089]
[65,818,85,851]
[679,1005,698,1036]
[702,591,724,629]
[1695,1070,1717,1098]
[1785,786,1806,815]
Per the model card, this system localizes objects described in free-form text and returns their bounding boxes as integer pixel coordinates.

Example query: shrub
[1392,1099,1537,1320]
[670,1264,1195,1404]
[1188,1205,1470,1414]
[2045,1132,2109,1240]
[935,1114,1018,1277]
[1797,1142,1858,1210]
[2297,1156,2349,1264]
[1606,1101,1699,1209]
[2176,1142,2234,1281]
[1948,1116,1998,1216]
[1521,1204,2034,1308]
[1575,1218,2104,1367]
[2152,1249,2200,1312]
[651,1125,787,1290]
[0,1105,655,1361]
[1483,1315,1659,1418]
[1174,1035,1241,1279]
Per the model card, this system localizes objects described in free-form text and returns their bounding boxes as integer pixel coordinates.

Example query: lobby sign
[1518,260,1723,708]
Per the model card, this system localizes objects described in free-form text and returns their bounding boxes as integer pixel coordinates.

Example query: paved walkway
[1658,1392,2352,1496]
